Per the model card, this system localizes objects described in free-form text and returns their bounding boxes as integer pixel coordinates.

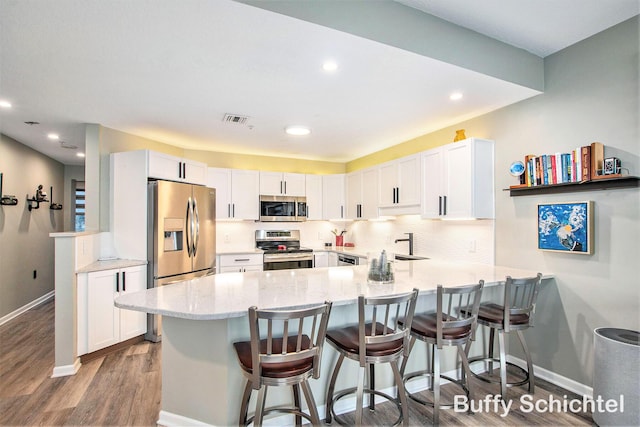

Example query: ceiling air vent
[222,114,249,125]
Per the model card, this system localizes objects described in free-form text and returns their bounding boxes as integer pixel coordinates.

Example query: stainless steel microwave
[259,195,307,222]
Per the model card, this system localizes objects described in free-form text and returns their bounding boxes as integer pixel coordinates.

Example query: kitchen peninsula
[115,260,547,426]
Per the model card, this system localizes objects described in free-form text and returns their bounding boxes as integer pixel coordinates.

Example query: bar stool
[324,289,419,426]
[400,281,484,425]
[464,273,542,399]
[233,301,332,426]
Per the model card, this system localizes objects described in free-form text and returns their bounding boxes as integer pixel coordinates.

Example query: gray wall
[0,135,65,319]
[436,17,639,386]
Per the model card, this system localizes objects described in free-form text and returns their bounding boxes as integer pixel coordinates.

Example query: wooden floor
[0,299,593,426]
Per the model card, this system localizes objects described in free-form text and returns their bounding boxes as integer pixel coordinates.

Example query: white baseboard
[51,357,81,378]
[507,355,593,398]
[157,410,216,427]
[0,290,54,327]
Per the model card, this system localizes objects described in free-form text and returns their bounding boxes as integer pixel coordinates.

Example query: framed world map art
[538,201,593,254]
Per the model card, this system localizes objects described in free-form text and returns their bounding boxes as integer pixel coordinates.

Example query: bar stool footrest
[403,370,472,411]
[329,386,403,427]
[244,405,314,426]
[467,356,530,387]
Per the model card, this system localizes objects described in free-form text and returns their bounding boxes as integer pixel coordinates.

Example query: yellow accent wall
[98,126,344,175]
[99,124,495,175]
[346,126,493,172]
[183,150,345,174]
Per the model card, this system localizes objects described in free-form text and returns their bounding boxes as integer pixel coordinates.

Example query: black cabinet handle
[178,162,182,179]
[443,195,447,216]
[228,203,231,217]
[439,196,442,215]
[122,271,126,292]
[284,181,287,194]
[396,187,400,204]
[182,163,186,179]
[341,205,343,218]
[116,272,120,292]
[280,181,283,194]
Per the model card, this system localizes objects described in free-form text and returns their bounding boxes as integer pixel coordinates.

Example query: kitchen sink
[394,254,429,261]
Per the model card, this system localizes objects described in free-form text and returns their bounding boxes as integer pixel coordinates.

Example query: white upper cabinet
[259,172,305,196]
[305,174,323,220]
[322,174,345,220]
[421,138,495,219]
[378,153,421,215]
[208,168,260,220]
[345,171,362,219]
[147,151,207,185]
[346,167,378,220]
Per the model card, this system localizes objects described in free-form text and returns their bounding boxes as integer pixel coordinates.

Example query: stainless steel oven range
[256,229,313,270]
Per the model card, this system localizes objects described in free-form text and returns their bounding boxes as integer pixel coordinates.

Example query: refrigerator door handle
[192,198,200,257]
[185,197,192,257]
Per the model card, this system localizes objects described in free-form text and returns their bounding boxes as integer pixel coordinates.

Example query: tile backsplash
[216,216,494,264]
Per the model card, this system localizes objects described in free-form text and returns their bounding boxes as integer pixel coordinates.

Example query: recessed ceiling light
[322,61,338,72]
[450,92,463,101]
[77,152,85,158]
[0,100,12,108]
[48,133,60,140]
[285,126,311,136]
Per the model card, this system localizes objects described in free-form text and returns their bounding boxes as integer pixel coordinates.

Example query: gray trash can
[593,328,639,426]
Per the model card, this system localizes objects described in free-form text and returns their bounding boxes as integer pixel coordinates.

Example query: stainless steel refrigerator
[146,180,216,341]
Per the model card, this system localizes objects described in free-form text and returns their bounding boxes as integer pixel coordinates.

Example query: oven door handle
[264,254,314,262]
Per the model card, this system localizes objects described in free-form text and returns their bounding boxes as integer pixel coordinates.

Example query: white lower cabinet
[313,252,329,268]
[328,252,338,267]
[79,265,147,355]
[218,253,264,273]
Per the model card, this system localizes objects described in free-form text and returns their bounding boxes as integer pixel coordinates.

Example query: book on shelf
[581,145,591,181]
[591,142,604,177]
[516,142,608,189]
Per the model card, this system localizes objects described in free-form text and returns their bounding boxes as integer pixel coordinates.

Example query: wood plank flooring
[0,299,160,426]
[1,299,593,426]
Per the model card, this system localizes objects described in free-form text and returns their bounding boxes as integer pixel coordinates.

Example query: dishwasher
[337,253,359,266]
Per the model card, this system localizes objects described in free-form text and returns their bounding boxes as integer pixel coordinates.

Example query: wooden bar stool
[233,301,332,426]
[324,289,418,426]
[464,273,542,399]
[400,281,484,425]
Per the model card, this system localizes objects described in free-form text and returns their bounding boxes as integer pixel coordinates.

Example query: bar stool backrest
[358,289,419,366]
[504,273,542,332]
[248,302,332,384]
[437,281,484,348]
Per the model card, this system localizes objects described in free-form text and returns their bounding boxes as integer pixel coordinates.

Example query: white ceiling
[0,0,637,166]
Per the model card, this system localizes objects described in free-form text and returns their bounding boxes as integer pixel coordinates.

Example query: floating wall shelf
[49,186,63,210]
[0,172,19,206]
[27,185,49,211]
[505,175,639,197]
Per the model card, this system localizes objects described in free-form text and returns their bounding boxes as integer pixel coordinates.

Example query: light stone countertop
[114,259,548,320]
[76,258,147,273]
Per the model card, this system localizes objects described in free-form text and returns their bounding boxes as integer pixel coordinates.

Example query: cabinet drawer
[219,253,263,267]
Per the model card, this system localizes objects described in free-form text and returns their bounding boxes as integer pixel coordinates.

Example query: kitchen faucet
[394,232,414,255]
